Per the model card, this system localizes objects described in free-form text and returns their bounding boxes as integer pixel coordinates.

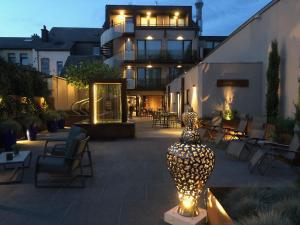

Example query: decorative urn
[166,108,215,217]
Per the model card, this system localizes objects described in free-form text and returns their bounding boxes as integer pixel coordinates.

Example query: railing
[104,50,135,67]
[136,50,198,62]
[136,23,197,28]
[136,79,167,90]
[101,22,134,47]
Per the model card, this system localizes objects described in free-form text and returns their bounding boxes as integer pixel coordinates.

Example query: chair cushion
[65,126,87,150]
[65,133,86,159]
[38,157,70,173]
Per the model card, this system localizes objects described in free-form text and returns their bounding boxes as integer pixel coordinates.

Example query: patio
[0,118,296,225]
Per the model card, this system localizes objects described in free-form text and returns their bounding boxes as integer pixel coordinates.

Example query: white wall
[204,0,300,117]
[33,50,70,76]
[0,49,34,66]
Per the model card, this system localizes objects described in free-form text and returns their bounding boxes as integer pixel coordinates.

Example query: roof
[199,36,228,42]
[0,37,37,50]
[0,27,102,51]
[201,0,280,61]
[49,27,102,43]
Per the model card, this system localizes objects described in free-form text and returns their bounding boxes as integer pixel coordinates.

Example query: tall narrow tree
[266,40,280,124]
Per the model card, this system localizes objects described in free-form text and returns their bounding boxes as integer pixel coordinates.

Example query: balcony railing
[101,22,134,47]
[104,50,135,67]
[136,78,167,90]
[135,50,198,63]
[135,22,197,29]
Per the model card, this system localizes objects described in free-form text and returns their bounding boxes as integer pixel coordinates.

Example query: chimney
[41,25,49,42]
[195,0,204,36]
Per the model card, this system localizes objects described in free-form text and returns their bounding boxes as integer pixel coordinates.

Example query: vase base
[164,206,207,225]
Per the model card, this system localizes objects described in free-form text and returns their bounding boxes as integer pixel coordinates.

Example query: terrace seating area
[0,118,297,225]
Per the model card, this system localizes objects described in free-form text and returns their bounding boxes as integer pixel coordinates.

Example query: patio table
[0,151,32,184]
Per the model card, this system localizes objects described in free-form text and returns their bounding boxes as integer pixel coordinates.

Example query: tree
[65,60,119,89]
[0,57,50,97]
[266,40,280,124]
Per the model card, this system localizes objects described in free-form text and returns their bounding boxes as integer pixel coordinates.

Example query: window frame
[136,39,162,60]
[167,40,193,60]
[41,58,50,75]
[7,53,16,64]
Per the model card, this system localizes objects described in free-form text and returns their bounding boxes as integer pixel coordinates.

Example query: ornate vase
[166,109,215,217]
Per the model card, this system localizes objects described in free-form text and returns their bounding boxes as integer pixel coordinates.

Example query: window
[167,40,192,60]
[56,61,63,75]
[92,46,100,56]
[7,53,16,63]
[41,58,50,74]
[169,67,184,81]
[137,40,162,59]
[178,18,185,26]
[20,53,29,65]
[140,17,157,26]
[137,67,161,89]
[206,41,214,49]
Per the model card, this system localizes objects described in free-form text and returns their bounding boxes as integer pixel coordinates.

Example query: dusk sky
[0,0,272,37]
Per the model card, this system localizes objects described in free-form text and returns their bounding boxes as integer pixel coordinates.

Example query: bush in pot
[0,119,22,151]
[57,111,69,129]
[18,114,42,140]
[42,110,60,133]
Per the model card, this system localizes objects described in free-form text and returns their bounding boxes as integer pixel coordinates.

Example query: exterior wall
[0,49,34,66]
[47,76,85,110]
[167,63,263,118]
[200,63,263,117]
[204,0,300,117]
[33,50,70,76]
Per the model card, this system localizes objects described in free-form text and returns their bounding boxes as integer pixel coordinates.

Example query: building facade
[167,0,300,119]
[100,5,201,114]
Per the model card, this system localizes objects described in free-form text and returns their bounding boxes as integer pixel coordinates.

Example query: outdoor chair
[225,128,266,160]
[208,118,248,145]
[43,126,93,177]
[248,134,299,175]
[152,112,162,128]
[35,136,90,188]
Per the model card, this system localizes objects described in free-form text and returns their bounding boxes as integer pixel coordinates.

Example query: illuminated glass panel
[93,83,122,124]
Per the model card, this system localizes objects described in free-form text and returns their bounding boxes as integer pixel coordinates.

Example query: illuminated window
[178,18,185,26]
[140,17,157,26]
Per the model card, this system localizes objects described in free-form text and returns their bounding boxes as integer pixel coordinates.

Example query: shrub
[41,110,61,121]
[273,198,300,224]
[57,111,69,120]
[0,119,22,134]
[237,210,293,225]
[229,197,263,219]
[17,114,42,129]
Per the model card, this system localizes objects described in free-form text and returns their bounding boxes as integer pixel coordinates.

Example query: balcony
[104,50,135,67]
[134,50,198,64]
[101,22,134,47]
[135,78,167,90]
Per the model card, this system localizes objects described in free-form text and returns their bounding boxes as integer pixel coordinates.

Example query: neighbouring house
[100,3,226,115]
[0,26,102,110]
[167,0,300,118]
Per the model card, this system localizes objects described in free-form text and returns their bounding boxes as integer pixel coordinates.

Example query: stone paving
[0,118,297,225]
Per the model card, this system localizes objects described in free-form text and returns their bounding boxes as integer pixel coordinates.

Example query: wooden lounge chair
[249,134,299,175]
[225,127,266,160]
[35,136,90,188]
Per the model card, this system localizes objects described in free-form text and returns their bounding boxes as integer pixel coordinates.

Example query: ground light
[165,108,215,221]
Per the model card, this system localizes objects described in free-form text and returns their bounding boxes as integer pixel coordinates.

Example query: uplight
[146,11,151,16]
[147,64,153,68]
[177,65,182,68]
[177,36,184,40]
[175,11,180,17]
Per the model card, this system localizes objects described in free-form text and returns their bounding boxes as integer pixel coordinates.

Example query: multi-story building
[0,26,102,76]
[100,5,201,114]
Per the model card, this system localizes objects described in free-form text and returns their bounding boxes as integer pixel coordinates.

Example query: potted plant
[42,110,60,132]
[57,111,69,129]
[18,114,41,140]
[0,119,22,151]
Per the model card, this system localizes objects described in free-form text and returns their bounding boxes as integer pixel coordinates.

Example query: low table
[0,151,32,184]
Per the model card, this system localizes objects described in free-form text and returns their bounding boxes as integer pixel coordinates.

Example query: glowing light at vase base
[177,194,199,217]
